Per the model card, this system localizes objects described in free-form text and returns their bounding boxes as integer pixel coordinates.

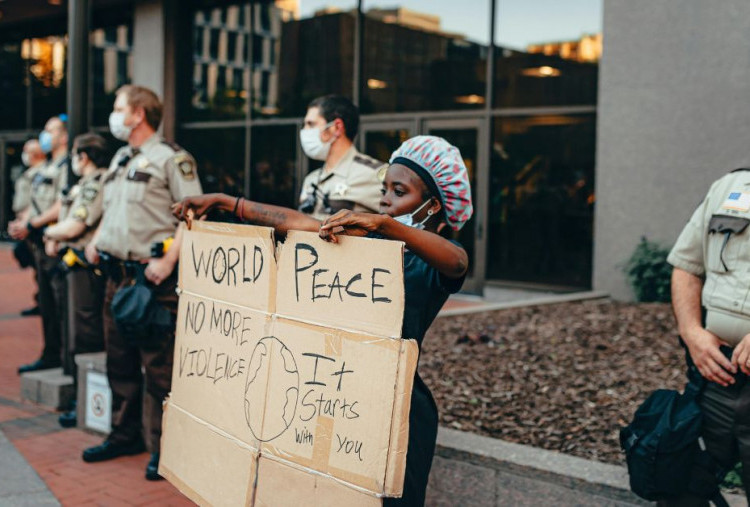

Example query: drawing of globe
[244,336,299,442]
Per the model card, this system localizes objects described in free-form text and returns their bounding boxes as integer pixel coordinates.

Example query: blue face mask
[393,199,434,230]
[39,131,53,154]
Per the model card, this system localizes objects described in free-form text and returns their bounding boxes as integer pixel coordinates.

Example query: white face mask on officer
[21,152,31,167]
[393,199,435,230]
[71,153,84,176]
[109,112,135,142]
[299,121,336,161]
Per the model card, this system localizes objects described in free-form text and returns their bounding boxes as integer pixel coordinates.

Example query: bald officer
[12,140,46,218]
[298,95,384,220]
[82,85,202,481]
[668,167,750,503]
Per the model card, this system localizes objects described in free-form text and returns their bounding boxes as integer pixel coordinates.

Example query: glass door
[422,118,488,294]
[358,121,414,165]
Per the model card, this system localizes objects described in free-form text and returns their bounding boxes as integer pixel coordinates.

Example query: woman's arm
[320,211,468,279]
[172,193,321,236]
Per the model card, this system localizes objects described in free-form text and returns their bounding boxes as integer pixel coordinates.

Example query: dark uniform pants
[103,270,177,453]
[30,241,64,365]
[64,267,105,380]
[659,372,750,506]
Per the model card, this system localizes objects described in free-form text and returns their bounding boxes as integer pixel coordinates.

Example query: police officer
[298,95,384,220]
[43,133,109,428]
[81,85,202,481]
[9,116,69,373]
[668,167,750,503]
[9,139,46,316]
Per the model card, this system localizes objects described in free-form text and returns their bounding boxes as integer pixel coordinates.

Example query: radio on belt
[150,236,174,258]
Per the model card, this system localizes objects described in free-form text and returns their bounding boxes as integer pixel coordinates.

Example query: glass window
[29,37,68,127]
[494,0,602,107]
[487,114,596,287]
[188,3,249,121]
[178,127,246,197]
[263,0,356,118]
[91,22,134,126]
[0,41,28,130]
[250,125,298,208]
[361,0,489,114]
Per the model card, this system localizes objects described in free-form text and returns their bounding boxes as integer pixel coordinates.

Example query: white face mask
[299,121,335,161]
[21,152,31,167]
[109,111,134,141]
[393,199,434,230]
[71,154,83,176]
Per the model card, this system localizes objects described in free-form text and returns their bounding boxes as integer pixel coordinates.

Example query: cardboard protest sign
[160,222,418,506]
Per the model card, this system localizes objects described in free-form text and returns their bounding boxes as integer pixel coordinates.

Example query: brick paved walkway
[0,246,191,506]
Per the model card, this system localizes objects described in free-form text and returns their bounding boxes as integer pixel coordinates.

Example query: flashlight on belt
[150,237,174,258]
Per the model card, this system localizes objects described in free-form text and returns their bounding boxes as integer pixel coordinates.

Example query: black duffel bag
[620,378,729,506]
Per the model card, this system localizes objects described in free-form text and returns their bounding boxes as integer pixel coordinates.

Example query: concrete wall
[594,0,750,300]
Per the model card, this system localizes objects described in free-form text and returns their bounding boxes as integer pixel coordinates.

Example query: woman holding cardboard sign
[173,135,473,505]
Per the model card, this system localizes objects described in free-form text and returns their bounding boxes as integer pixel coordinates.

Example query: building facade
[0,0,601,295]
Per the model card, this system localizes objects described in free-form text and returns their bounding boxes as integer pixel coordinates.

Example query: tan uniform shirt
[96,134,202,260]
[668,169,750,345]
[12,163,44,213]
[29,156,65,218]
[299,146,385,221]
[58,169,106,250]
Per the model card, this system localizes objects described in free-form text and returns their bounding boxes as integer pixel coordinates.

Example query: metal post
[352,0,363,106]
[67,0,90,149]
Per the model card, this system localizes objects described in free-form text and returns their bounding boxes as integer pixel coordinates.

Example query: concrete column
[594,0,750,300]
[67,0,90,144]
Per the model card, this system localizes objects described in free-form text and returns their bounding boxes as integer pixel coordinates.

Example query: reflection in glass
[276,2,355,117]
[427,127,478,278]
[190,4,250,120]
[91,24,133,126]
[26,37,67,127]
[0,41,28,130]
[487,115,596,287]
[363,128,410,166]
[494,0,602,107]
[250,125,297,208]
[178,128,245,198]
[361,1,488,113]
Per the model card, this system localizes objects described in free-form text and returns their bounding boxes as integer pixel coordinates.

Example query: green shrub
[722,461,744,490]
[624,237,672,303]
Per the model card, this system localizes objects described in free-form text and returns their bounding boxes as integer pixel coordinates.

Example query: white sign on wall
[85,371,112,433]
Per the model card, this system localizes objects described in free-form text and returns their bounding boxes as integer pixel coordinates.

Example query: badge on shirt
[174,153,196,181]
[721,191,750,212]
[82,186,98,203]
[333,183,348,196]
[73,206,88,221]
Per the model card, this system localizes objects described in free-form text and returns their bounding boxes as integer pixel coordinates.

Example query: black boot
[58,400,77,428]
[18,358,61,374]
[82,439,146,463]
[145,452,164,481]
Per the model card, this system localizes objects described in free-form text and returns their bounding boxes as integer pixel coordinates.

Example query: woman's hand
[319,210,384,243]
[172,194,225,223]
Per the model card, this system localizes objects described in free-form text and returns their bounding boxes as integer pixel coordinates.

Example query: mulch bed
[420,299,685,465]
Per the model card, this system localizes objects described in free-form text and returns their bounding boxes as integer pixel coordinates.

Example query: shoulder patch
[353,154,385,170]
[73,206,88,221]
[81,185,99,203]
[173,153,196,181]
